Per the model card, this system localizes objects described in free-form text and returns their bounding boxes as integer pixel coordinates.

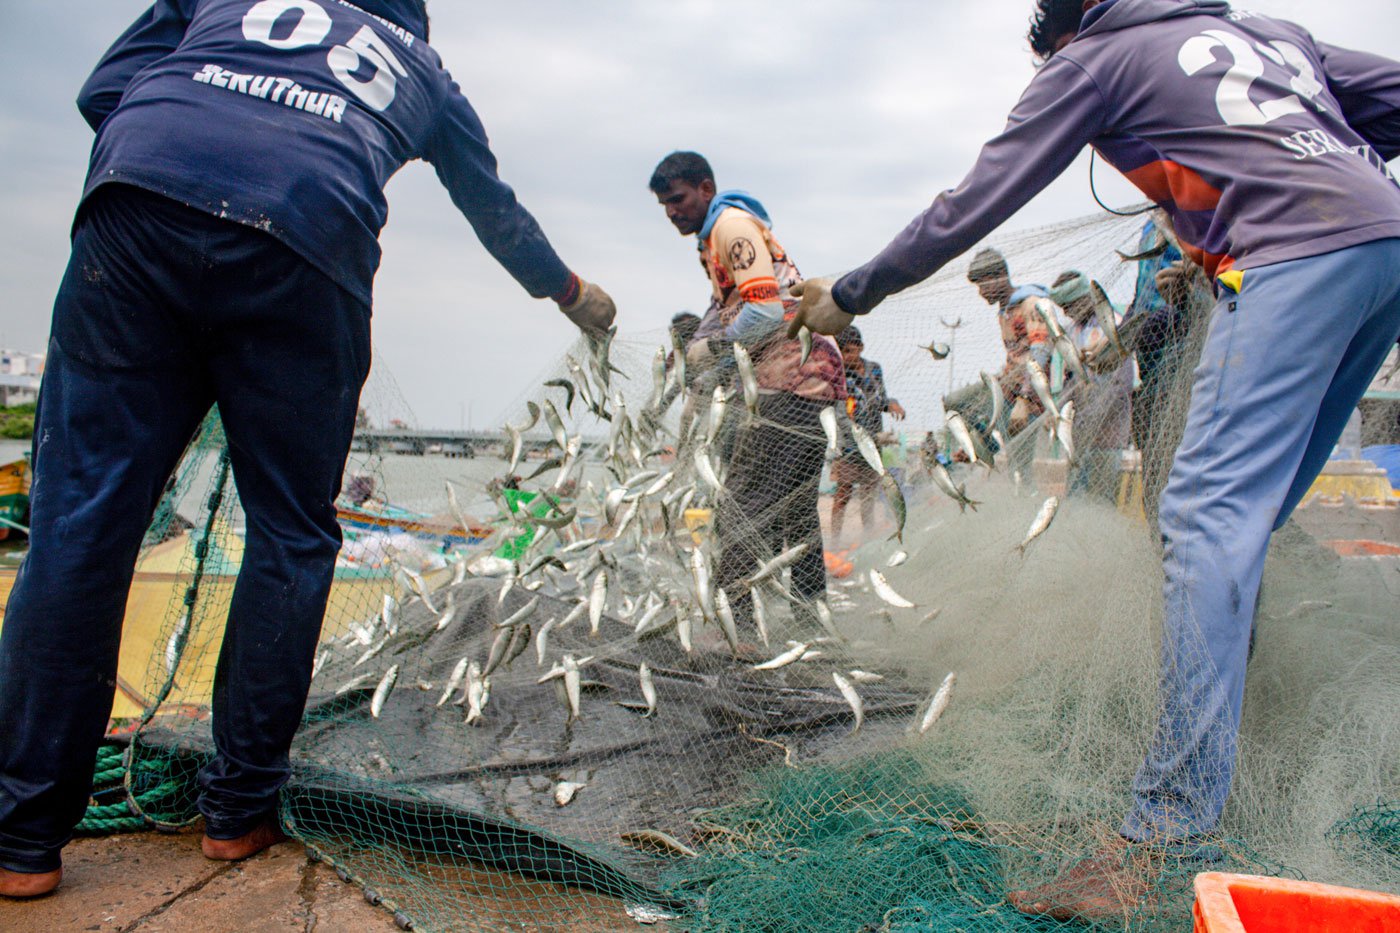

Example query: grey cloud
[1,1,1397,428]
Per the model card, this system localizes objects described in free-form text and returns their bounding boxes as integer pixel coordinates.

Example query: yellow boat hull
[0,532,400,721]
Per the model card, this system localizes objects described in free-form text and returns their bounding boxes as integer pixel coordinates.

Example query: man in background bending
[968,249,1052,435]
[650,151,843,635]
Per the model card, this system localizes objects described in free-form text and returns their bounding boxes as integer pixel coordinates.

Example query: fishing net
[59,206,1399,930]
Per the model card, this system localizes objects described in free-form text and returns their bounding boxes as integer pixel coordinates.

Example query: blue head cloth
[699,190,772,240]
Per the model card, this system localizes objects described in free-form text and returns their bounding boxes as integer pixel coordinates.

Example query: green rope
[77,742,203,836]
[78,741,147,836]
[91,765,126,787]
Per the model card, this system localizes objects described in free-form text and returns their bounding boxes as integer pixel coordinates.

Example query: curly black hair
[1028,0,1086,62]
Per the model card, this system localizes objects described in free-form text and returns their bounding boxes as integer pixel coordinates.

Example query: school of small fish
[286,313,1105,827]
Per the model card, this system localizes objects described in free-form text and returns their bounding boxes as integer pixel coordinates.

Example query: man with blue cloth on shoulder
[0,0,615,898]
[786,0,1400,921]
[650,151,844,638]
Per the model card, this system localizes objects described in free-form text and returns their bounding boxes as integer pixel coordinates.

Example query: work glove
[559,279,617,333]
[785,277,855,338]
[1154,261,1191,309]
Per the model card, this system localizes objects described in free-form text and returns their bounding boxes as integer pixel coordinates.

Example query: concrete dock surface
[0,830,398,932]
[0,828,672,931]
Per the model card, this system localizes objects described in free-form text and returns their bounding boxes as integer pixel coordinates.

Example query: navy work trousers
[0,185,371,872]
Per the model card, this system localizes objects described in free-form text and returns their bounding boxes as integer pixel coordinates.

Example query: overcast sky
[1,1,1397,429]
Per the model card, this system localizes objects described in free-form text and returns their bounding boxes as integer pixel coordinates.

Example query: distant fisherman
[829,327,906,545]
[786,0,1400,921]
[969,249,1052,440]
[0,0,615,899]
[650,151,844,635]
[1048,270,1133,501]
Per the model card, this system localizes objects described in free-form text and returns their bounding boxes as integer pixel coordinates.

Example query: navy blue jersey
[78,0,573,306]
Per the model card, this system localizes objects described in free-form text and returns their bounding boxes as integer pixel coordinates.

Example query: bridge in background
[350,428,521,458]
[352,426,615,459]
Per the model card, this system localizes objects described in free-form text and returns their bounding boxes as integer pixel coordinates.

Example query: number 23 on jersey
[1179,28,1328,128]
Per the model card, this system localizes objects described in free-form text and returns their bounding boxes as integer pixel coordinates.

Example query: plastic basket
[1193,872,1400,932]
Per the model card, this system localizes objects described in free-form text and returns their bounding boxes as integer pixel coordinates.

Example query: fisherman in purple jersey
[788,0,1400,921]
[0,0,614,898]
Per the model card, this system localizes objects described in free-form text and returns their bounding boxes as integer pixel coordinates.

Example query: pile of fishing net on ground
[78,207,1397,931]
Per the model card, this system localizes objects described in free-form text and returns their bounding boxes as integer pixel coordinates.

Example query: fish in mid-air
[980,371,1004,435]
[1017,496,1061,555]
[943,411,976,463]
[931,463,980,513]
[917,672,956,734]
[733,343,760,417]
[750,585,771,647]
[465,666,490,725]
[1026,359,1058,421]
[1053,400,1076,462]
[715,588,740,655]
[819,406,840,460]
[869,569,916,609]
[438,658,469,708]
[1090,282,1126,358]
[849,423,886,475]
[560,654,583,722]
[588,570,608,635]
[880,473,907,542]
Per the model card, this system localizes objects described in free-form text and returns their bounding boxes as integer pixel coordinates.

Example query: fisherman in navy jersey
[0,0,614,897]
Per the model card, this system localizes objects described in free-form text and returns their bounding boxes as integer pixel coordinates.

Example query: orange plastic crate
[1193,872,1400,932]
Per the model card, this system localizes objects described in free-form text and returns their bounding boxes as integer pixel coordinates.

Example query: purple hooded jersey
[834,0,1400,316]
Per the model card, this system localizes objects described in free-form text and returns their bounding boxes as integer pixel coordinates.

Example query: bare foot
[1007,836,1158,924]
[201,821,290,861]
[0,866,62,899]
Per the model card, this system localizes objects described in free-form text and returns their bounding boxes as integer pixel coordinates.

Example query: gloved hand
[1154,261,1191,309]
[1082,334,1124,374]
[559,279,617,333]
[786,277,855,338]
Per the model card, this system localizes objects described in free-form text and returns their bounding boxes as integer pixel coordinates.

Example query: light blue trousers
[1122,238,1400,843]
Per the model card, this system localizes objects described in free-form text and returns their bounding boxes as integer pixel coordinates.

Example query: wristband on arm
[553,272,582,308]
